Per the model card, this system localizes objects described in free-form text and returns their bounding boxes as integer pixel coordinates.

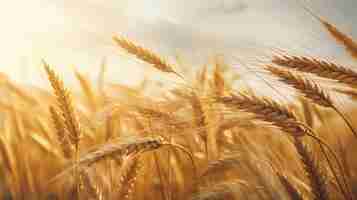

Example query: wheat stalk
[267,65,354,198]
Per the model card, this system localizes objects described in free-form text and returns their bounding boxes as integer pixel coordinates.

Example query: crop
[0,5,356,200]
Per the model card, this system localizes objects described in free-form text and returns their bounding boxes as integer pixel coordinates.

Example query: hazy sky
[1,0,356,87]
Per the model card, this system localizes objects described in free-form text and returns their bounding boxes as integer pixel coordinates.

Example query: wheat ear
[299,2,357,60]
[43,61,81,146]
[113,36,183,79]
[293,138,329,200]
[43,61,81,198]
[78,137,162,167]
[217,92,306,137]
[48,137,163,184]
[321,21,357,60]
[269,60,357,138]
[272,55,357,87]
[49,106,73,159]
[266,65,332,107]
[267,65,353,197]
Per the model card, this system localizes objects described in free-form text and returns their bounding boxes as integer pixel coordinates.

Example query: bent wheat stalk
[217,91,351,199]
[266,66,353,198]
[296,122,353,200]
[266,64,357,138]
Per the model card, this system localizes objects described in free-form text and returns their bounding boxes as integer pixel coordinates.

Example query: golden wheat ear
[112,36,184,79]
[216,92,306,137]
[266,65,332,108]
[272,55,357,88]
[293,138,329,200]
[299,1,357,60]
[48,137,163,184]
[42,60,83,198]
[270,57,357,138]
[321,20,357,60]
[49,106,73,159]
[42,60,81,146]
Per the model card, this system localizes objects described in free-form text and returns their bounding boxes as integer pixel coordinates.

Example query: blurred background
[1,0,356,87]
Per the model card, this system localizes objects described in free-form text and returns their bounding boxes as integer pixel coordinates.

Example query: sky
[0,0,356,88]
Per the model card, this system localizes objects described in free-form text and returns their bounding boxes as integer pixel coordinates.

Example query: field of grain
[0,4,357,200]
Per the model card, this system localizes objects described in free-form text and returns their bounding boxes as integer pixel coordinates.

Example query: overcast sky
[1,0,356,87]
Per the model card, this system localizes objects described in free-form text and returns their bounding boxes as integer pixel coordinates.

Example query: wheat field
[1,5,357,200]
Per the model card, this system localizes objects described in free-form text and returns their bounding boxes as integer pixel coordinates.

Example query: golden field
[0,6,357,200]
